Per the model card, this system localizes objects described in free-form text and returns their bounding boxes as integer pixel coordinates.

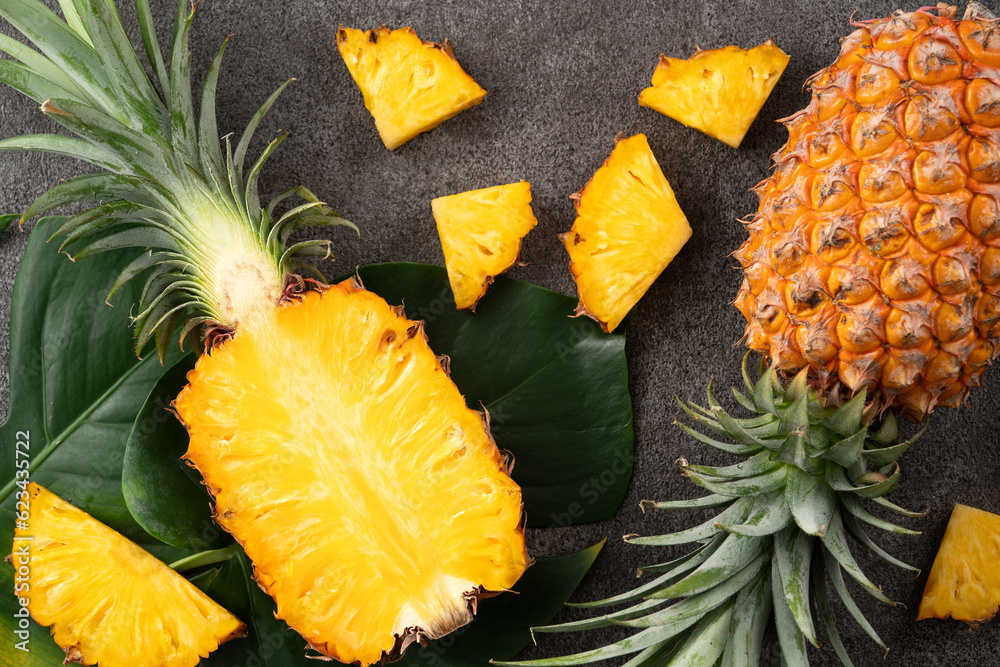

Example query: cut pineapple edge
[562,134,692,333]
[175,279,530,666]
[639,41,789,148]
[433,180,539,310]
[337,25,487,150]
[919,503,1000,627]
[8,483,245,667]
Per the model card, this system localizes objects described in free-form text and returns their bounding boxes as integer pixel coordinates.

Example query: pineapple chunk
[8,483,245,667]
[562,134,691,333]
[639,41,789,148]
[433,181,538,310]
[176,280,528,666]
[918,504,1000,626]
[337,26,487,150]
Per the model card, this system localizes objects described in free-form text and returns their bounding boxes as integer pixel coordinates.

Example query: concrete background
[1,1,998,665]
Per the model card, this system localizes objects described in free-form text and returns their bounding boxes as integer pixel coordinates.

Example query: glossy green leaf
[196,542,603,667]
[357,262,634,527]
[0,217,191,663]
[123,353,233,550]
[0,214,15,234]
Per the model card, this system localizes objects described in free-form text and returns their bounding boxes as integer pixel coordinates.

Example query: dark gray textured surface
[1,1,999,665]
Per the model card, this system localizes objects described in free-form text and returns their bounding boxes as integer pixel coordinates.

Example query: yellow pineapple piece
[433,181,538,310]
[8,483,245,666]
[918,504,1000,626]
[176,280,528,666]
[639,42,789,148]
[337,26,487,150]
[562,134,692,334]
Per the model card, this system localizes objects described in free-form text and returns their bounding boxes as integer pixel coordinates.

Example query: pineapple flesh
[563,134,692,333]
[9,483,245,667]
[433,181,538,310]
[735,6,1000,418]
[176,280,528,665]
[337,26,487,150]
[919,503,1000,626]
[639,42,790,148]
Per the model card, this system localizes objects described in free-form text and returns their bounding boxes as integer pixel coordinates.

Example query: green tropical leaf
[0,217,190,664]
[0,214,15,234]
[357,262,634,527]
[122,353,232,551]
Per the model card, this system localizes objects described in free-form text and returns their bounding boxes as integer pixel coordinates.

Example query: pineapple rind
[563,134,691,333]
[735,7,1000,418]
[337,26,487,150]
[9,483,245,667]
[433,181,538,310]
[918,503,1000,625]
[639,42,790,149]
[176,280,528,666]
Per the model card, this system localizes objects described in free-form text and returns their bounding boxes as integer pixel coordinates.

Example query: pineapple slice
[639,41,789,148]
[562,134,692,333]
[8,483,245,666]
[337,26,487,150]
[433,181,538,310]
[918,504,1000,626]
[176,279,529,666]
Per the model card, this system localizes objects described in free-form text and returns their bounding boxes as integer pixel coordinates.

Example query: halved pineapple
[918,504,1000,627]
[433,181,538,310]
[337,26,487,150]
[639,41,789,148]
[176,279,529,666]
[8,483,245,666]
[562,134,692,333]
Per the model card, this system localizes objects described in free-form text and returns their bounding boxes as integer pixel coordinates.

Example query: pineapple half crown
[0,0,357,358]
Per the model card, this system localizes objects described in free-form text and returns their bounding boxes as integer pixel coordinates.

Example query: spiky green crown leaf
[498,356,926,667]
[0,0,355,359]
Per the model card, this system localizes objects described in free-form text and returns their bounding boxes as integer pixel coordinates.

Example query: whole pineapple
[735,3,1000,418]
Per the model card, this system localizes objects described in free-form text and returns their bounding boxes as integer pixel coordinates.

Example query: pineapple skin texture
[175,280,528,666]
[918,503,1000,625]
[433,180,538,310]
[337,26,487,150]
[9,483,245,667]
[639,42,790,148]
[735,9,1000,418]
[563,134,692,333]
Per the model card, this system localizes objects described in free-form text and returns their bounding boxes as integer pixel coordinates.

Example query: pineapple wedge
[639,42,789,148]
[562,134,691,333]
[8,483,245,666]
[433,181,538,310]
[337,26,487,149]
[919,504,1000,626]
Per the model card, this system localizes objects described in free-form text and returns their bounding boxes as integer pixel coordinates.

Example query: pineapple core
[562,134,692,333]
[176,280,528,665]
[639,42,789,148]
[919,503,1000,626]
[10,483,245,667]
[337,26,487,150]
[433,181,538,310]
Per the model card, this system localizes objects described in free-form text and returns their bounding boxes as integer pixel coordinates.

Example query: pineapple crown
[497,356,926,667]
[0,0,355,359]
